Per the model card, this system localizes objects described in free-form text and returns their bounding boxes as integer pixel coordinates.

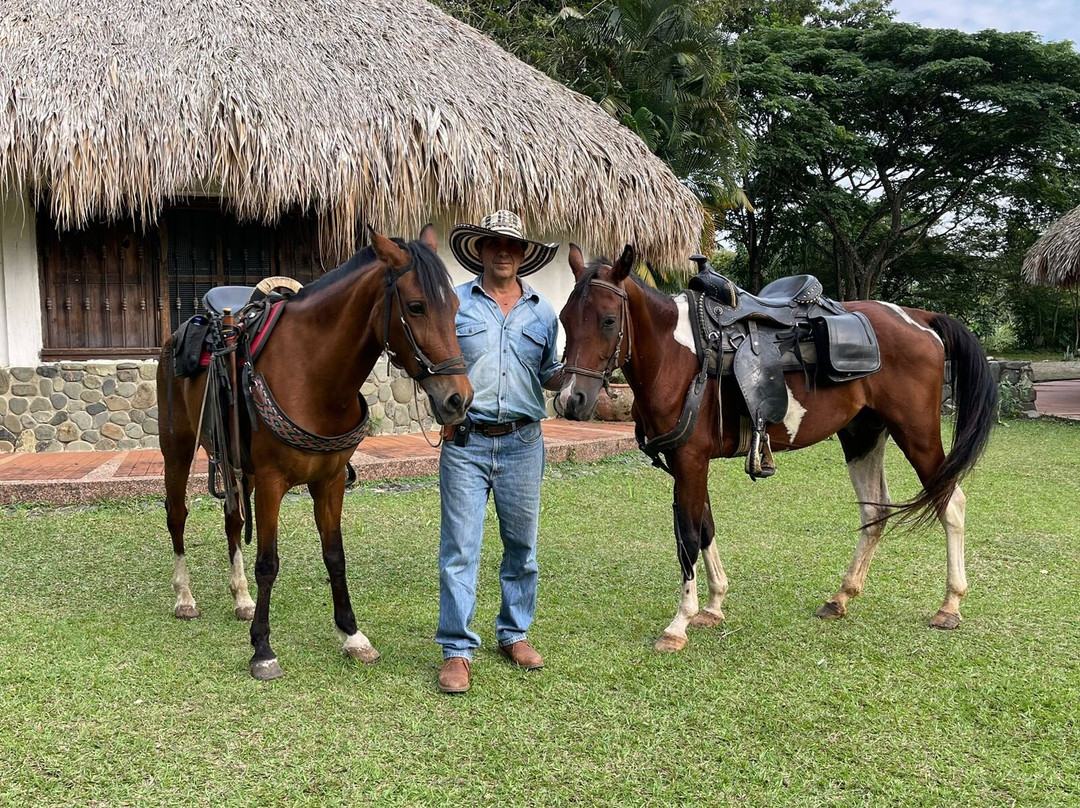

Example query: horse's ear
[419,223,438,252]
[368,226,408,266]
[568,243,587,281]
[611,244,636,283]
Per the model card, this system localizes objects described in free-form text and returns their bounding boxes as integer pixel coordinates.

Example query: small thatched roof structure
[0,0,701,266]
[1023,205,1080,289]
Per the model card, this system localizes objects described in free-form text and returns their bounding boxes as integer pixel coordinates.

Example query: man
[436,210,563,694]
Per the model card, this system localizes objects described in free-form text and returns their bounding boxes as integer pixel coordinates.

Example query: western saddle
[638,257,881,480]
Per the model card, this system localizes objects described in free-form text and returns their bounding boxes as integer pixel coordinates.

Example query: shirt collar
[469,276,539,302]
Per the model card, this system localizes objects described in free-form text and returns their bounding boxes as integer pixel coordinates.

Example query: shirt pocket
[456,319,490,366]
[513,321,548,370]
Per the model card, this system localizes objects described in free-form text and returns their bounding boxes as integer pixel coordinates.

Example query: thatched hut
[1023,205,1080,289]
[0,0,700,450]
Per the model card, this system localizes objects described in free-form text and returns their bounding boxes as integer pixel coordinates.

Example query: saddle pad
[813,311,881,382]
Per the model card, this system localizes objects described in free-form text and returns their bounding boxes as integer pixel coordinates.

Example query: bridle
[382,252,467,381]
[561,277,633,395]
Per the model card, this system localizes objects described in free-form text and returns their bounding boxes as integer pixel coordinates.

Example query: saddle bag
[172,315,212,378]
[812,311,881,383]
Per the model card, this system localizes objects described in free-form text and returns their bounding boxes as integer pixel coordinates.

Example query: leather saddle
[686,256,881,479]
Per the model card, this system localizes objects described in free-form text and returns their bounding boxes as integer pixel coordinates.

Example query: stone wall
[0,362,159,453]
[0,359,444,453]
[0,357,1039,453]
[942,359,1035,414]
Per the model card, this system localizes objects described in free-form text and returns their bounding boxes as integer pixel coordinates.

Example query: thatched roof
[0,0,701,267]
[1023,205,1080,289]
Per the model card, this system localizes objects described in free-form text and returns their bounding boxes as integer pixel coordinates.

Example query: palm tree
[548,0,746,193]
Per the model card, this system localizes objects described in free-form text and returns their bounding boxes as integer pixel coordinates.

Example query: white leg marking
[826,433,890,613]
[782,385,807,442]
[172,554,198,616]
[229,548,256,619]
[672,294,697,353]
[662,575,700,640]
[878,302,944,347]
[940,485,968,613]
[339,627,381,663]
[700,540,729,617]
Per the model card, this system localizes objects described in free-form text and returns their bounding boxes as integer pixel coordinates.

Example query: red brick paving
[0,419,636,505]
[1034,380,1080,420]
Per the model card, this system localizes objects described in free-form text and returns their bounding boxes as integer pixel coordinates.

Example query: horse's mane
[291,238,455,314]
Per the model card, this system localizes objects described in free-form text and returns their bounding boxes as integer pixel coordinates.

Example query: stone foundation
[0,357,1039,453]
[942,360,1035,414]
[0,359,444,453]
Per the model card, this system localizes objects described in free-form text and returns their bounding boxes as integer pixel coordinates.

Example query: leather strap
[471,416,534,437]
[250,372,370,453]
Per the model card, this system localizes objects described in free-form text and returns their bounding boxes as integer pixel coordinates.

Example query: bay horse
[157,225,472,679]
[557,245,997,652]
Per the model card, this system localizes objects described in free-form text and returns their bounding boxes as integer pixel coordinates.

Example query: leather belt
[471,416,535,437]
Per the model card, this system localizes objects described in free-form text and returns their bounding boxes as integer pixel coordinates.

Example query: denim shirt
[454,277,561,424]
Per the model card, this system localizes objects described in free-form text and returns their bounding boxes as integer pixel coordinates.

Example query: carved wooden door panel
[38,218,163,360]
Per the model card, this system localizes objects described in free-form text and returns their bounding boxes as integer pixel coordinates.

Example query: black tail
[893,315,998,528]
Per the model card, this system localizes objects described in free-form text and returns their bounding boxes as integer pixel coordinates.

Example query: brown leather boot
[498,640,544,670]
[438,657,471,694]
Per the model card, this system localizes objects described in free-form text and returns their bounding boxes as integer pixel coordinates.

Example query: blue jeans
[437,420,545,659]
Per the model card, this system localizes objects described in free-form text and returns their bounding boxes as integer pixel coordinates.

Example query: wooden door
[38,218,163,360]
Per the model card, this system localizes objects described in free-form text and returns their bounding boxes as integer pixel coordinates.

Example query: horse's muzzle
[422,375,473,425]
[558,380,599,422]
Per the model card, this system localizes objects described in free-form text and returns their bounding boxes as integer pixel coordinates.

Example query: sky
[887,0,1080,45]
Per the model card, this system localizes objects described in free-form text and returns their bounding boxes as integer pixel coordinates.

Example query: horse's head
[369,225,473,425]
[557,243,636,421]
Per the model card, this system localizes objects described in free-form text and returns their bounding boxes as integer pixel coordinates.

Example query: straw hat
[449,210,559,277]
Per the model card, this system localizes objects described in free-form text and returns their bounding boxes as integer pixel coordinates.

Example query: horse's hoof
[234,605,255,622]
[346,644,381,664]
[655,633,687,653]
[929,610,961,630]
[815,601,845,620]
[250,658,284,681]
[689,609,725,628]
[174,604,200,620]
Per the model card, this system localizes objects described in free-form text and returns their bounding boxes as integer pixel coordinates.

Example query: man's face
[480,236,525,282]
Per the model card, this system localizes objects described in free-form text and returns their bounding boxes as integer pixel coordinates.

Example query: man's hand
[542,368,566,391]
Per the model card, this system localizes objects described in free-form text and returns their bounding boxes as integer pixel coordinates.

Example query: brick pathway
[1034,379,1080,420]
[0,419,636,506]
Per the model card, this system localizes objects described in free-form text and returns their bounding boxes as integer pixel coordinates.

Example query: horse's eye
[407,301,425,316]
[602,315,617,329]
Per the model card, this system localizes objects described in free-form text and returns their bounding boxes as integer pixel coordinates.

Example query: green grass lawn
[1,418,1078,807]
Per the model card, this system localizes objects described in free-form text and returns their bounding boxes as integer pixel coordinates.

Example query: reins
[382,251,467,381]
[380,247,468,448]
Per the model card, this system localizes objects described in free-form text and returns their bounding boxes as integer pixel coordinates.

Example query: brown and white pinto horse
[557,245,997,652]
[158,225,472,679]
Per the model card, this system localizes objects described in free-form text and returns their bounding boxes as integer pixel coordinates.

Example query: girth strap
[635,362,710,476]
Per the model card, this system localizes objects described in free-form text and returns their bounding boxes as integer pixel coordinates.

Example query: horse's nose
[447,392,463,411]
[567,390,589,419]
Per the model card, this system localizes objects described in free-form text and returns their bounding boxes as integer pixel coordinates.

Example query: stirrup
[745,428,776,480]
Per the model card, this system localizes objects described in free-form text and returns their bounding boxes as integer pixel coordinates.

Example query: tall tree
[726,23,1080,299]
[545,0,748,199]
